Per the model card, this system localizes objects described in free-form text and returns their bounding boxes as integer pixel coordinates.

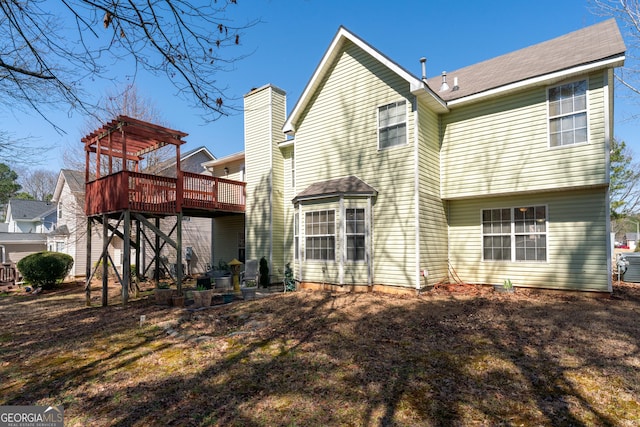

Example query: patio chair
[241,259,259,287]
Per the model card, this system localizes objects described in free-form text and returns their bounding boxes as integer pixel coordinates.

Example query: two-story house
[4,199,57,234]
[230,19,624,293]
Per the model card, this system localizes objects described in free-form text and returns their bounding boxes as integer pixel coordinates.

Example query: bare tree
[0,0,256,132]
[593,1,640,112]
[18,168,58,201]
[0,129,51,165]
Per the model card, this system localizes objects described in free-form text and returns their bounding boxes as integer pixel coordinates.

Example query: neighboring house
[49,169,105,278]
[202,152,246,266]
[0,232,47,265]
[624,233,639,251]
[232,19,624,293]
[4,199,57,234]
[52,146,218,279]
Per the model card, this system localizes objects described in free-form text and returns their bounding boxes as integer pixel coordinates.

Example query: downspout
[413,97,422,293]
[368,196,374,286]
[268,89,274,281]
[604,69,613,293]
[339,195,344,285]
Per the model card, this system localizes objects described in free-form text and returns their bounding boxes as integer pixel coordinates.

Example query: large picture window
[482,206,547,262]
[305,210,335,261]
[345,208,366,261]
[548,80,587,147]
[378,100,406,149]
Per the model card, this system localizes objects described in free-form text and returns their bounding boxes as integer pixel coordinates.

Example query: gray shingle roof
[0,232,47,243]
[8,199,56,220]
[427,19,625,102]
[61,169,85,194]
[293,176,378,202]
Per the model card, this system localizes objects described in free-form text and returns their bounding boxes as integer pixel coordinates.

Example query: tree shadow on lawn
[2,285,640,426]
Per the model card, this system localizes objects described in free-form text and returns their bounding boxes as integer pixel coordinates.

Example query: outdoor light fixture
[224,167,229,176]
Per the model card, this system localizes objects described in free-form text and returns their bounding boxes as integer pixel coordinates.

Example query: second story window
[548,80,587,147]
[378,100,407,149]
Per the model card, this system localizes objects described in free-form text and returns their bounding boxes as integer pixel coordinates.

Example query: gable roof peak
[283,25,445,135]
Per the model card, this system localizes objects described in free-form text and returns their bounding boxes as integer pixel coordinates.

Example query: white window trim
[343,206,368,263]
[481,205,548,263]
[547,77,589,149]
[304,209,336,262]
[377,99,408,150]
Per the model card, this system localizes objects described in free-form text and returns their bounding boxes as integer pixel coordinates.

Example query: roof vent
[420,57,427,80]
[439,71,449,92]
[452,76,459,91]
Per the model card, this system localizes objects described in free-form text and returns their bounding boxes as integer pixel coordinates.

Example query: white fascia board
[283,28,347,135]
[201,151,245,167]
[447,56,625,108]
[51,172,66,203]
[411,82,449,113]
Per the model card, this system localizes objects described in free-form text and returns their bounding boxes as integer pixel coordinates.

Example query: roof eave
[447,55,625,108]
[293,191,377,204]
[201,151,245,167]
[410,81,449,113]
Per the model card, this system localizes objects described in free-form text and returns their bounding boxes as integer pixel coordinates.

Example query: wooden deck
[85,170,245,216]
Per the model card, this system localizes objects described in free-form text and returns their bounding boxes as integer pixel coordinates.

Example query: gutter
[447,56,625,108]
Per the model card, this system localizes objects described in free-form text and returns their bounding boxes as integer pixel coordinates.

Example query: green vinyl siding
[244,85,287,281]
[441,72,607,199]
[416,99,449,286]
[447,188,609,291]
[281,146,296,277]
[292,40,418,288]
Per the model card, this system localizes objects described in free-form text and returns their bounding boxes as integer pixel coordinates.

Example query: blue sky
[2,0,638,172]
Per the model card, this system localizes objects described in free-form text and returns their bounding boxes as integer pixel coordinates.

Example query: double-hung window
[294,213,299,260]
[482,206,547,261]
[548,80,587,147]
[345,208,366,261]
[305,210,335,261]
[378,100,407,149]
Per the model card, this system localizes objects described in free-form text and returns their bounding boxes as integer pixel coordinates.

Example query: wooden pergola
[82,116,245,306]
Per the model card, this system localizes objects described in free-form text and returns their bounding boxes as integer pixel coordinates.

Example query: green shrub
[17,251,74,290]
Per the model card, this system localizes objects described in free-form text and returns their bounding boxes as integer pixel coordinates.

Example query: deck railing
[85,170,245,216]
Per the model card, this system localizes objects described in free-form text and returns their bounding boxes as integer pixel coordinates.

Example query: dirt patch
[1,280,639,426]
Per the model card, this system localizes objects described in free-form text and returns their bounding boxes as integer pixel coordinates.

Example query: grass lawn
[1,280,639,426]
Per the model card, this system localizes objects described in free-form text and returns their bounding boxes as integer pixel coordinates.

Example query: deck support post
[102,214,109,307]
[85,217,92,306]
[154,218,160,285]
[122,210,131,306]
[135,219,141,283]
[176,213,183,296]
